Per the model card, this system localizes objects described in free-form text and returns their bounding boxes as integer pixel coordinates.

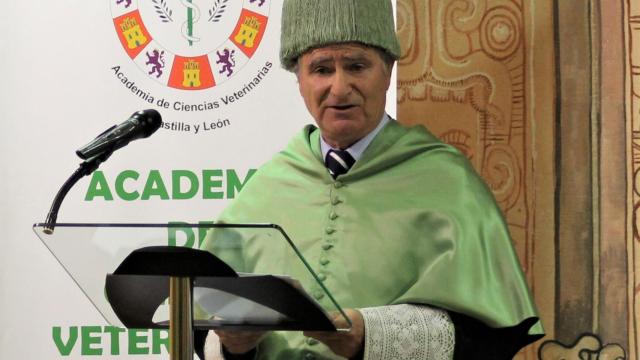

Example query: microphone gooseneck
[43,152,113,234]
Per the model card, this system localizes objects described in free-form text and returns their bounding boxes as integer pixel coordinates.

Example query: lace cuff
[360,304,454,360]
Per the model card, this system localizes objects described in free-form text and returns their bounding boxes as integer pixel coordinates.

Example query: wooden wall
[396,0,635,358]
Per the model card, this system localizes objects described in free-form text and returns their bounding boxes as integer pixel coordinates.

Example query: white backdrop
[0,1,395,358]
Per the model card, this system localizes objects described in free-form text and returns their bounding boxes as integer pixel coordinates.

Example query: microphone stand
[43,151,113,234]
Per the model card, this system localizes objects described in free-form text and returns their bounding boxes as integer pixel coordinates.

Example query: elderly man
[202,0,543,359]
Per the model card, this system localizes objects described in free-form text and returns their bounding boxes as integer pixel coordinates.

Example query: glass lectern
[33,223,350,360]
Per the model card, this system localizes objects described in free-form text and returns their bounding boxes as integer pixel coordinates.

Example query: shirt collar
[320,114,391,162]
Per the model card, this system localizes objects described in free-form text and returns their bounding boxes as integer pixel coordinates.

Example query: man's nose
[329,70,352,98]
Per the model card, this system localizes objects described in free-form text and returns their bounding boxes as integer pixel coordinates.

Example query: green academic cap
[279,0,401,71]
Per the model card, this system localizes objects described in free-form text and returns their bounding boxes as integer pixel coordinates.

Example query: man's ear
[384,67,392,91]
[296,71,303,94]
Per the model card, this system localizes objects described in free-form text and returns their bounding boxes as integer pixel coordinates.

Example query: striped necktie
[325,149,355,179]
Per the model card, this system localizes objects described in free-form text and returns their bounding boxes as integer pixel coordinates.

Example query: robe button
[320,257,330,265]
[313,291,325,300]
[317,273,327,281]
[325,227,335,234]
[331,197,342,205]
[322,244,333,250]
[329,212,338,220]
[304,352,316,360]
[306,338,319,346]
[334,181,343,188]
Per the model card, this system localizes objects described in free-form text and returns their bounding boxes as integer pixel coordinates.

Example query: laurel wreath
[152,0,173,23]
[208,0,229,22]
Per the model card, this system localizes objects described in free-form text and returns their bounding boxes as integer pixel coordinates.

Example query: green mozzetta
[204,120,542,359]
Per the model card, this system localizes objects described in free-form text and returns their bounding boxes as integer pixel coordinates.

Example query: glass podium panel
[33,223,350,331]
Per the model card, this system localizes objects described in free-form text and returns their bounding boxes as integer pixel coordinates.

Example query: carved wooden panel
[539,334,626,360]
[397,0,531,268]
[396,0,640,358]
[396,1,555,358]
[626,0,640,357]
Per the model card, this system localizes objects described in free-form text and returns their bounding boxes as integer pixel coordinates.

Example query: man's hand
[213,330,267,355]
[303,308,365,358]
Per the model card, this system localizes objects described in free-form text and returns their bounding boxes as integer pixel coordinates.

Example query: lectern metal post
[170,277,193,360]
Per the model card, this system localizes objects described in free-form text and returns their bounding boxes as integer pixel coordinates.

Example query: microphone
[43,109,162,234]
[76,109,162,160]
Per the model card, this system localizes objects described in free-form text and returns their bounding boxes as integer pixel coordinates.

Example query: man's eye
[348,63,368,72]
[313,66,332,74]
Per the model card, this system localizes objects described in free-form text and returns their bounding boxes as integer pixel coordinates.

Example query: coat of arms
[110,0,270,90]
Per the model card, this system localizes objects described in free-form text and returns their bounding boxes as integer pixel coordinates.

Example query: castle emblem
[110,0,270,90]
[182,59,202,87]
[233,16,261,48]
[120,17,148,49]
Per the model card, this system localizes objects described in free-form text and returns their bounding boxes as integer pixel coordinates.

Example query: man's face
[296,43,392,149]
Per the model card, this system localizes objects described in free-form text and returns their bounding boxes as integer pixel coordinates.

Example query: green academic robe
[205,120,542,359]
